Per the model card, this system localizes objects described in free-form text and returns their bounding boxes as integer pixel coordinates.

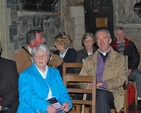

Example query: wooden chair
[48,63,56,68]
[62,62,116,113]
[111,56,138,113]
[62,62,83,113]
[63,62,83,86]
[63,62,83,76]
[62,62,137,113]
[63,73,96,113]
[125,55,138,106]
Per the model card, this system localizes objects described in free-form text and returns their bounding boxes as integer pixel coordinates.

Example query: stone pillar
[69,6,85,50]
[0,0,12,59]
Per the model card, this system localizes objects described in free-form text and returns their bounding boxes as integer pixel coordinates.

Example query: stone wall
[4,0,85,58]
[5,0,62,59]
[113,0,141,26]
[1,0,141,63]
[0,0,62,59]
[15,14,61,50]
[61,0,85,50]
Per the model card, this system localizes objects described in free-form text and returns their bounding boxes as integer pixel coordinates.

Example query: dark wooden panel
[84,0,114,39]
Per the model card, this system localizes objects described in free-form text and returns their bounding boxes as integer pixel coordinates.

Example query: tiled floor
[129,110,141,113]
[129,105,141,113]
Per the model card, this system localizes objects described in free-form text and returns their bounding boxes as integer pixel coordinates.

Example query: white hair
[31,44,50,57]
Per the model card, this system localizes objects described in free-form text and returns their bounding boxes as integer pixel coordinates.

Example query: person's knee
[97,90,107,98]
[129,69,141,81]
[133,69,141,75]
[135,72,141,82]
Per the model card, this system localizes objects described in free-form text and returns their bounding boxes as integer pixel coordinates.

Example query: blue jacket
[17,63,72,113]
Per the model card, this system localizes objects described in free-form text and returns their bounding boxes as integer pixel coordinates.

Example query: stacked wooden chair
[63,73,96,113]
[62,60,138,113]
[62,62,96,113]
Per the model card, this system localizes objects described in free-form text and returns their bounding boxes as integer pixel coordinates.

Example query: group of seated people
[0,27,141,113]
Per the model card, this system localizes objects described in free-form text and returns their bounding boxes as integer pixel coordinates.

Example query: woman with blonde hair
[53,35,77,76]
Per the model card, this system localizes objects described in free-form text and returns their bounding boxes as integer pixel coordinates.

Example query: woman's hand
[87,83,93,89]
[128,69,132,76]
[0,105,2,111]
[62,102,70,112]
[46,104,56,113]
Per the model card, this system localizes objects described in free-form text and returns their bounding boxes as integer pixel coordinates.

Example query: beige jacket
[79,47,127,112]
[14,46,63,74]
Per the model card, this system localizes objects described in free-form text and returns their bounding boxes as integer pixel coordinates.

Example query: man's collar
[99,49,111,56]
[117,39,125,43]
[28,45,32,54]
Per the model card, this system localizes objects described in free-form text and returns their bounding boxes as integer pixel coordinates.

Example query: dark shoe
[1,105,11,112]
[129,100,141,110]
[138,100,141,106]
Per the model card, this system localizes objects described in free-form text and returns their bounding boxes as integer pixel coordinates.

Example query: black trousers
[86,89,115,113]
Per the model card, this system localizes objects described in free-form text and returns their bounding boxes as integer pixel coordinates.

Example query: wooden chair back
[63,73,96,113]
[63,62,83,81]
[48,63,57,68]
[125,55,138,106]
[124,55,128,113]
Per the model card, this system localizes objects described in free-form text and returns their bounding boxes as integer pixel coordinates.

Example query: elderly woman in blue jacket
[17,44,72,113]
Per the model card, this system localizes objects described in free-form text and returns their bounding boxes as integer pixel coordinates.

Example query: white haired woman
[17,44,72,113]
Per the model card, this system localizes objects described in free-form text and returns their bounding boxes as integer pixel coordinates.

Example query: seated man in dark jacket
[111,27,141,105]
[0,42,19,113]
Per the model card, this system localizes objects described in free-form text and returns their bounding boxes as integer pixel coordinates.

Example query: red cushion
[128,84,136,106]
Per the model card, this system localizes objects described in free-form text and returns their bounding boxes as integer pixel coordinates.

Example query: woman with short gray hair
[31,44,50,58]
[17,44,72,113]
[75,33,98,73]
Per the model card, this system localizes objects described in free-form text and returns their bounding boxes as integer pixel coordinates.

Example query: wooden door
[84,0,114,39]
